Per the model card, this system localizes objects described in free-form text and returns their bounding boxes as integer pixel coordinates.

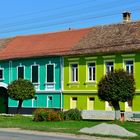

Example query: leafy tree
[7,79,35,113]
[98,69,135,120]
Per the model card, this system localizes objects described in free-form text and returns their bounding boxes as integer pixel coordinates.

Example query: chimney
[123,12,131,23]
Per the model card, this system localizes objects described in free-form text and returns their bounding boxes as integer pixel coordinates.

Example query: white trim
[104,59,115,75]
[31,63,40,90]
[103,55,115,59]
[85,57,97,60]
[17,63,25,79]
[121,54,135,57]
[68,58,79,61]
[0,82,8,89]
[63,90,97,93]
[86,61,96,83]
[45,63,55,90]
[123,58,135,75]
[69,62,79,84]
[31,63,40,84]
[9,61,12,84]
[36,90,61,93]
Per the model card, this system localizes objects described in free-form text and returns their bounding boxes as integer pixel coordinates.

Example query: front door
[0,87,8,113]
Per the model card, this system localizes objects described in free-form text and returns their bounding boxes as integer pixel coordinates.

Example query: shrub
[33,108,48,122]
[33,108,61,122]
[64,109,82,120]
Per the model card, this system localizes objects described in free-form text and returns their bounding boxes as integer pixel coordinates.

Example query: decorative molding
[63,90,97,93]
[121,54,135,57]
[103,55,115,59]
[0,82,8,89]
[68,58,79,61]
[36,90,61,93]
[85,57,97,60]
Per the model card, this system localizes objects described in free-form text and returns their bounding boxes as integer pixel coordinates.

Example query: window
[71,97,77,109]
[47,64,54,83]
[71,64,78,82]
[31,65,39,83]
[125,60,133,74]
[105,61,114,73]
[88,63,95,81]
[17,66,24,79]
[0,68,4,80]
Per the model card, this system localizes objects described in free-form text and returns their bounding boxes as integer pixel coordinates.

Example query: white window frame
[104,60,115,74]
[69,62,79,83]
[86,61,96,82]
[124,59,134,75]
[46,63,55,84]
[17,64,25,79]
[31,63,40,84]
[0,68,4,80]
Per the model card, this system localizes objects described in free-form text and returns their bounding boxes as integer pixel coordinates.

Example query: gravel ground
[79,123,137,137]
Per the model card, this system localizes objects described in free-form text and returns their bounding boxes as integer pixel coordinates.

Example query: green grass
[0,115,140,140]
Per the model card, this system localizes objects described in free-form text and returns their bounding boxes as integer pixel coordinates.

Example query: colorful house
[0,12,140,114]
[63,20,140,112]
[0,29,90,114]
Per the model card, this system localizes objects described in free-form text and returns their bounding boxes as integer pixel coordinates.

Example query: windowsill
[85,81,96,85]
[68,82,80,85]
[45,82,56,85]
[33,83,40,85]
[0,79,4,81]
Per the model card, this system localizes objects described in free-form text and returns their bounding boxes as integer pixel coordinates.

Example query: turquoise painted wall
[0,56,62,108]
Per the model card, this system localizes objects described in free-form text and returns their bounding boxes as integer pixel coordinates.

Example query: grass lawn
[0,115,139,140]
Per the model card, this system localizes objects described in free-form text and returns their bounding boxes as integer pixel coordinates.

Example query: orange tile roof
[0,28,91,60]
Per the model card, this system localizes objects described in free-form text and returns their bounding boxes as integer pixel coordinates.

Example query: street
[0,131,80,140]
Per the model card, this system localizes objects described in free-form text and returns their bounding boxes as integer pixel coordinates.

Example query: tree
[7,79,35,113]
[98,69,135,120]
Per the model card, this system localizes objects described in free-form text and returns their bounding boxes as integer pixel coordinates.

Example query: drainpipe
[60,57,64,111]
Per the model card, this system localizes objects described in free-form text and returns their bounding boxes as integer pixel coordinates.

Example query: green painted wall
[64,93,105,110]
[63,53,140,111]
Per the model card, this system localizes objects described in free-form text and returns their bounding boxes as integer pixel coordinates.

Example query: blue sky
[0,0,140,38]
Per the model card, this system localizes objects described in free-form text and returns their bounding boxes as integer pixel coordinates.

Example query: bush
[33,108,61,122]
[64,109,82,120]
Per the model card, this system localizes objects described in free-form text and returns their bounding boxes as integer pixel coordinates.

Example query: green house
[63,20,140,112]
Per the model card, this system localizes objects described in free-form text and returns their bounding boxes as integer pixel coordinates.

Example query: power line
[0,0,138,31]
[0,6,140,35]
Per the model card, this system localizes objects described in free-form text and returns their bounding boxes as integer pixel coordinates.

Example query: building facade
[0,57,63,113]
[63,53,140,112]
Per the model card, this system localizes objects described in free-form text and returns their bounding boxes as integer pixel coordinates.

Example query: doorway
[0,87,8,113]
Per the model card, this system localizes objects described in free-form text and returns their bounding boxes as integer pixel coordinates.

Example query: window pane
[32,65,38,83]
[47,65,54,82]
[72,97,77,101]
[0,70,3,79]
[71,64,78,82]
[106,62,114,73]
[18,67,24,79]
[88,63,95,81]
[126,60,133,65]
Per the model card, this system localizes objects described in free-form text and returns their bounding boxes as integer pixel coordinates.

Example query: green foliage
[64,109,82,121]
[7,78,35,101]
[33,108,82,122]
[33,108,61,122]
[98,69,135,102]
